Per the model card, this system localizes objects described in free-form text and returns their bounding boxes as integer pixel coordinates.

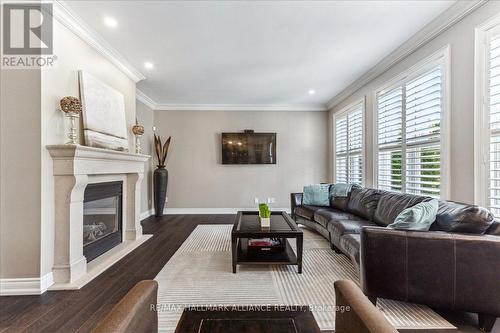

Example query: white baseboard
[0,272,54,296]
[143,207,289,217]
[140,209,154,220]
[163,208,291,215]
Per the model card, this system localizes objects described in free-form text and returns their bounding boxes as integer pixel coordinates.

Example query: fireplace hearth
[83,181,123,262]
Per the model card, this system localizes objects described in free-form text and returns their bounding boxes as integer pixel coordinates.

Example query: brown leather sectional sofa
[291,186,500,331]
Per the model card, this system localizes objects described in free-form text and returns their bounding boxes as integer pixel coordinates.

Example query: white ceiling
[63,0,456,109]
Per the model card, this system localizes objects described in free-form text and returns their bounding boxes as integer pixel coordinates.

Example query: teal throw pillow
[303,184,331,206]
[388,199,439,231]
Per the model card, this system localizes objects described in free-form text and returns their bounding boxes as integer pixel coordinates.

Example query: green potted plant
[258,203,271,228]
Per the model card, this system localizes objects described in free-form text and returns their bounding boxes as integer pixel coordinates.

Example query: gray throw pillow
[388,199,439,231]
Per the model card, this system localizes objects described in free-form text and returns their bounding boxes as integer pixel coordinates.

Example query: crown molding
[135,90,327,111]
[136,89,157,110]
[154,104,327,112]
[53,1,146,83]
[326,0,486,110]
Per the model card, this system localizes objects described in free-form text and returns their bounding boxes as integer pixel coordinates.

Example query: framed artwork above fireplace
[79,70,129,151]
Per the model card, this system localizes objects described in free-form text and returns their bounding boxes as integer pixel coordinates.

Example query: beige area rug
[155,225,455,332]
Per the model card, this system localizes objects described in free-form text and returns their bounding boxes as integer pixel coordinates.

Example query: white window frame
[474,14,500,207]
[373,46,451,199]
[333,98,366,185]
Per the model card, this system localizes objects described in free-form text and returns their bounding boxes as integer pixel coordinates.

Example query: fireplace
[47,145,150,289]
[83,181,123,262]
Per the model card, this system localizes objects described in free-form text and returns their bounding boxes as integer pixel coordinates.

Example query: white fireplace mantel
[47,144,151,290]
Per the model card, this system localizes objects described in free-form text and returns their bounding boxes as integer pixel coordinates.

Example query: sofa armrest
[360,227,500,316]
[93,280,158,333]
[334,279,398,333]
[290,193,303,219]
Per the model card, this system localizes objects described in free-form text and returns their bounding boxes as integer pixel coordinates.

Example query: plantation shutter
[376,65,443,197]
[347,106,363,185]
[335,103,363,185]
[377,87,403,192]
[405,67,442,197]
[488,34,500,215]
[335,115,348,183]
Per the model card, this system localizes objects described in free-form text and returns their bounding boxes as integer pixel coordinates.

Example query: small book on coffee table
[248,238,284,252]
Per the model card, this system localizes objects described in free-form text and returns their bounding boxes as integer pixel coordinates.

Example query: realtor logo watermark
[2,3,57,68]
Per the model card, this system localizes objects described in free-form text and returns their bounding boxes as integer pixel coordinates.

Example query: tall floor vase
[154,167,168,217]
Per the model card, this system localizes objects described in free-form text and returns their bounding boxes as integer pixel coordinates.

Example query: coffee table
[232,211,303,274]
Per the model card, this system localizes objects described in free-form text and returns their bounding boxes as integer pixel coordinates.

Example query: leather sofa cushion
[346,187,383,221]
[373,192,431,226]
[340,234,361,266]
[329,218,376,236]
[486,219,500,236]
[330,196,350,211]
[313,209,361,228]
[314,209,337,228]
[431,201,494,234]
[294,205,324,220]
[330,184,360,211]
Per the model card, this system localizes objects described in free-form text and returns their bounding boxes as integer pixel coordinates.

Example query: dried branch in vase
[154,134,171,168]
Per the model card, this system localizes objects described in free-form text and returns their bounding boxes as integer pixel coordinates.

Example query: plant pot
[154,167,168,217]
[260,216,270,228]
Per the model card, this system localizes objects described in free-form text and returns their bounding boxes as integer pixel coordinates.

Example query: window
[476,19,500,215]
[487,34,500,214]
[335,101,364,185]
[376,54,447,198]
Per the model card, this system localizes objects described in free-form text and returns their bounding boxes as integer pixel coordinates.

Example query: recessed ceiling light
[104,16,118,28]
[308,89,316,95]
[144,62,154,69]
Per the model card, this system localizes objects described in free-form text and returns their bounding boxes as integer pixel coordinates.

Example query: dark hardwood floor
[0,214,494,333]
[0,215,233,333]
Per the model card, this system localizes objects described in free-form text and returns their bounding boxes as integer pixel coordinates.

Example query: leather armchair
[93,280,158,333]
[360,227,500,332]
[334,279,397,333]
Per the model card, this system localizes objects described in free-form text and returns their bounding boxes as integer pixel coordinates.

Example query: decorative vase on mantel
[153,134,172,217]
[132,118,145,154]
[59,96,82,145]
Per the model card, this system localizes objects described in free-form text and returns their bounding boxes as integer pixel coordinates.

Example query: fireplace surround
[47,144,151,290]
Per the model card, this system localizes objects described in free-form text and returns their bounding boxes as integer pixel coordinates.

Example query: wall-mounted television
[222,132,276,164]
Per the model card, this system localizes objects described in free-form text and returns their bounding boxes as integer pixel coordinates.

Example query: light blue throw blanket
[330,183,353,198]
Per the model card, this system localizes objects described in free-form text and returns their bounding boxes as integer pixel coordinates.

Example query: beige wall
[0,69,42,278]
[39,19,137,277]
[153,110,329,209]
[136,101,154,214]
[1,18,139,280]
[330,1,500,204]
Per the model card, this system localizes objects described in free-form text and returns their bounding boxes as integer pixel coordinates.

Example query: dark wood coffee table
[174,306,320,333]
[232,211,303,274]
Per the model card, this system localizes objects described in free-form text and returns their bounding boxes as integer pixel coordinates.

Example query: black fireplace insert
[83,181,123,262]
